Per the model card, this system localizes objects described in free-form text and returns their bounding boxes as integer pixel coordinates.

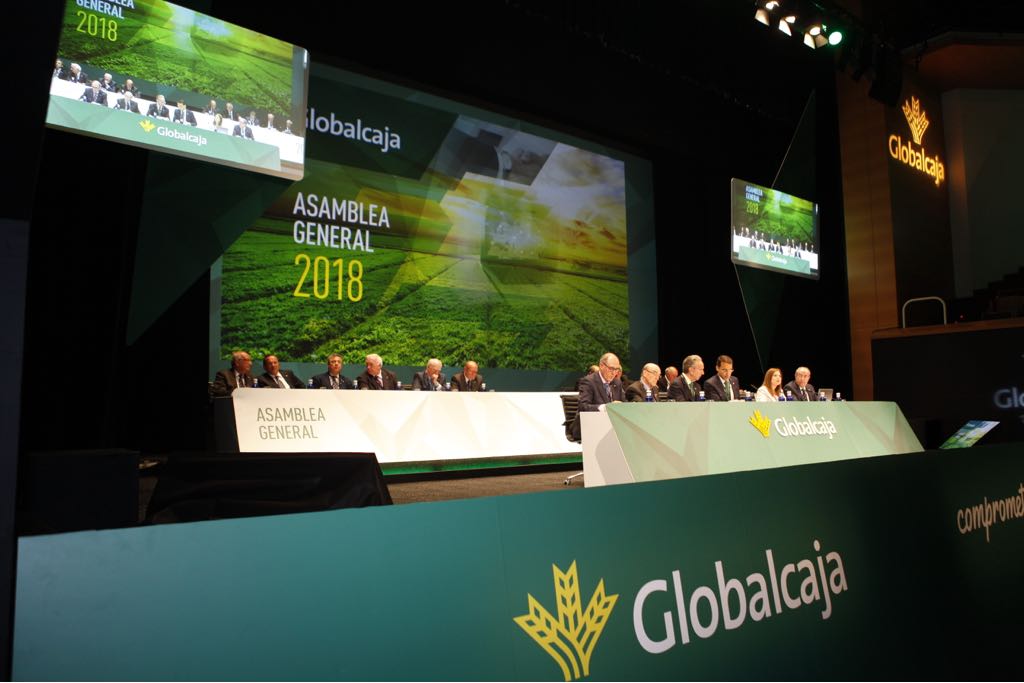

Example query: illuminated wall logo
[888,96,944,186]
[514,561,618,681]
[902,96,929,145]
[749,410,772,438]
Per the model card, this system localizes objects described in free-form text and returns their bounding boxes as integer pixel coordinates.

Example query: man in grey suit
[571,352,625,441]
[703,355,742,401]
[210,350,254,396]
[783,367,818,401]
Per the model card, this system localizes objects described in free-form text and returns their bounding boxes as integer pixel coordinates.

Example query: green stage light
[828,29,843,45]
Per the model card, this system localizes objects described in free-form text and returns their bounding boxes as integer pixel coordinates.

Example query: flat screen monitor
[46,0,309,180]
[939,420,1000,449]
[730,178,819,279]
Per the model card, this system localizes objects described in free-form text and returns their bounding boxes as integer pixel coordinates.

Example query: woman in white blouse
[755,367,783,402]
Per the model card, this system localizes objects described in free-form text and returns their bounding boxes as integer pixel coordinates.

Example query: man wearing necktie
[257,355,305,389]
[146,94,170,119]
[703,355,742,402]
[570,352,625,441]
[210,350,254,396]
[783,367,817,401]
[413,358,448,391]
[357,353,399,390]
[668,355,705,402]
[309,353,353,389]
[625,363,662,402]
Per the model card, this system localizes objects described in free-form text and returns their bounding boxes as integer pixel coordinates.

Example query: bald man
[625,363,662,402]
[450,361,485,391]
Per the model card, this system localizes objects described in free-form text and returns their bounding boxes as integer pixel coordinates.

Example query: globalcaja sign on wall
[13,441,1024,680]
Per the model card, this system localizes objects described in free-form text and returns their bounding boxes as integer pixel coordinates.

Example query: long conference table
[225,388,582,465]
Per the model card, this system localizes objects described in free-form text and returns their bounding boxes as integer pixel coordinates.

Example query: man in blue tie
[571,352,625,441]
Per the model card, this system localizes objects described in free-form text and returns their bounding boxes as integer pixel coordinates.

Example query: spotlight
[804,23,828,49]
[828,29,843,45]
[754,1,780,26]
[778,15,795,35]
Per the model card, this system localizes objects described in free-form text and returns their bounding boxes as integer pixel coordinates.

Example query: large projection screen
[210,63,657,390]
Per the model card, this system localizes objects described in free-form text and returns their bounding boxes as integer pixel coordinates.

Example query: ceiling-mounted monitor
[46,0,309,180]
[731,178,819,279]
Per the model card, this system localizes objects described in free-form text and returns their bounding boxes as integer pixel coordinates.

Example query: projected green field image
[731,180,816,243]
[58,0,294,111]
[220,145,630,372]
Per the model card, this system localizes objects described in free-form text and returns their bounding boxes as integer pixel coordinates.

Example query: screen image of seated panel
[46,0,308,180]
[730,177,819,279]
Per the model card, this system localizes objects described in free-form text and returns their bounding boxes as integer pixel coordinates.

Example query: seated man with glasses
[625,363,662,402]
[570,352,625,441]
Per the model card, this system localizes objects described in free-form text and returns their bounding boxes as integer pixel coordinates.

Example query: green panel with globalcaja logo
[13,442,1024,680]
[605,401,922,482]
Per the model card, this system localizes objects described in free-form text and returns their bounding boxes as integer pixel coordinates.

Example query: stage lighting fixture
[828,29,843,45]
[754,1,780,27]
[778,15,795,35]
[804,23,828,49]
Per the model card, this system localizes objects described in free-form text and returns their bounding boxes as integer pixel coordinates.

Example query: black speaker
[19,449,140,534]
[868,45,903,107]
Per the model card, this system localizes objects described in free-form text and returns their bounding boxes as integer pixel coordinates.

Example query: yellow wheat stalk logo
[514,561,618,681]
[749,409,771,438]
[139,119,156,133]
[902,96,929,145]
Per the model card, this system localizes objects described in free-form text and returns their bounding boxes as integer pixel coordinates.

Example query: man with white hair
[357,353,399,390]
[79,80,107,105]
[625,363,662,402]
[570,352,625,441]
[412,358,447,391]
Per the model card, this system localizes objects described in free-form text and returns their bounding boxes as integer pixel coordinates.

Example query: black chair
[559,394,583,485]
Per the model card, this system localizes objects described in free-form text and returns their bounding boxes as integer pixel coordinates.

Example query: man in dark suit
[224,102,238,121]
[668,354,705,401]
[657,365,678,392]
[357,353,400,390]
[173,101,197,126]
[53,59,65,79]
[450,360,484,392]
[66,63,87,83]
[571,352,625,441]
[412,358,447,391]
[257,355,304,389]
[119,79,139,97]
[783,366,817,401]
[79,81,107,105]
[115,91,140,113]
[703,355,742,401]
[309,353,352,389]
[265,112,277,131]
[211,350,254,397]
[146,94,170,119]
[233,119,255,139]
[625,363,662,402]
[204,99,218,116]
[100,73,117,92]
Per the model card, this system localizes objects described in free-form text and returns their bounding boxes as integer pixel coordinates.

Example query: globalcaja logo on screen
[516,547,848,680]
[138,119,208,147]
